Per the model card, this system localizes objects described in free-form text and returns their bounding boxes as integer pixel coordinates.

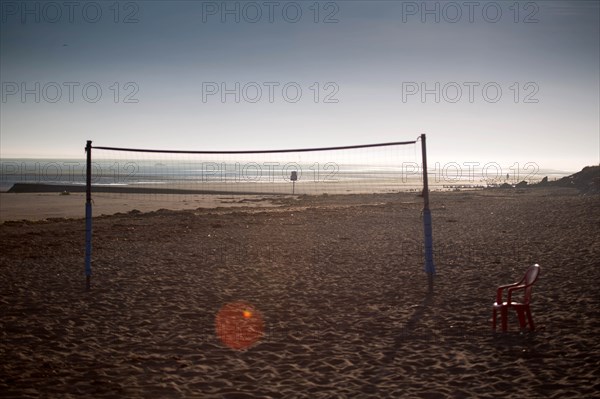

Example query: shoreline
[5,182,288,196]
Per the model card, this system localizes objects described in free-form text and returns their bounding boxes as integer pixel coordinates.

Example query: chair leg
[516,309,527,330]
[526,308,535,331]
[501,307,508,332]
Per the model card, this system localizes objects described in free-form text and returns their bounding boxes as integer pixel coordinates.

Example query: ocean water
[0,158,571,194]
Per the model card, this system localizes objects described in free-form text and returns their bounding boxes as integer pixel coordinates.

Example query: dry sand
[1,187,599,397]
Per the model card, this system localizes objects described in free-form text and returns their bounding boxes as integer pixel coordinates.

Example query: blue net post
[85,140,92,290]
[423,208,434,274]
[420,134,435,278]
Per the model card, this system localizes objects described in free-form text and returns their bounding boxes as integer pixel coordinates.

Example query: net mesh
[88,141,422,202]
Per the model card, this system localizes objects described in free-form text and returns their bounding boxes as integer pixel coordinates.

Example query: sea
[0,158,573,194]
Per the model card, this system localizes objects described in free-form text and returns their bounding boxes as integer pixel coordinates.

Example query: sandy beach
[1,187,599,397]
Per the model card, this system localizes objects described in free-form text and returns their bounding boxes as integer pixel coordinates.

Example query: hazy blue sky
[1,0,598,171]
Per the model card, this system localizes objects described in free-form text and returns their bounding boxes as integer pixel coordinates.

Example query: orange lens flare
[215,301,264,350]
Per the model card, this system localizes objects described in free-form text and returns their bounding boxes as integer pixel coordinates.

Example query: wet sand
[1,187,599,397]
[0,192,283,223]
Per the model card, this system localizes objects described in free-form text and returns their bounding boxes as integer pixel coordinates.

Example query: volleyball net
[83,136,436,289]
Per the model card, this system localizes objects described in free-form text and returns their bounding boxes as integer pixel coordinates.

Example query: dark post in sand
[290,170,298,194]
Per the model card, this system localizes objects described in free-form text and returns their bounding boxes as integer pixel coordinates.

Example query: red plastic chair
[492,264,540,332]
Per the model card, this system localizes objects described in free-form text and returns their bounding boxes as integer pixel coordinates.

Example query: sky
[1,0,599,172]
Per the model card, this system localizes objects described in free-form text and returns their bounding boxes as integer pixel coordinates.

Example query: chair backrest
[523,264,540,303]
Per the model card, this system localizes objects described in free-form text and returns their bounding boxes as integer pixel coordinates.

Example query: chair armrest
[507,285,526,303]
[496,282,521,303]
[498,282,521,290]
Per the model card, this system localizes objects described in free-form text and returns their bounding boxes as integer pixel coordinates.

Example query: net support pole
[420,134,436,278]
[85,140,93,290]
